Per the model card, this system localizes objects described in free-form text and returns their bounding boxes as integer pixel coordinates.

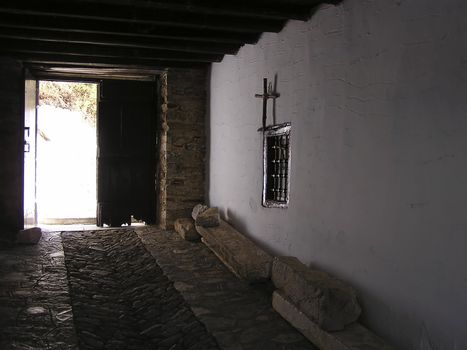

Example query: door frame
[23,73,163,227]
[23,70,38,227]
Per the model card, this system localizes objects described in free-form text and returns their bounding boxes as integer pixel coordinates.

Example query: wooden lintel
[12,54,209,69]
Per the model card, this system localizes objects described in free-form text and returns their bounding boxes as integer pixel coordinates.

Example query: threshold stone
[196,219,272,282]
[174,218,200,241]
[272,256,361,331]
[272,291,394,350]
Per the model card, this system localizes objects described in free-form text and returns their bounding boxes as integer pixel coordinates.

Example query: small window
[263,122,291,208]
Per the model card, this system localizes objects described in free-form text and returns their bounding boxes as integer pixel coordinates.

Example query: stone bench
[273,291,394,350]
[272,256,361,331]
[195,220,273,283]
[272,257,394,349]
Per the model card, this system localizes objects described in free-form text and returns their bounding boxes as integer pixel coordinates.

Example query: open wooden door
[97,80,157,227]
[23,76,37,228]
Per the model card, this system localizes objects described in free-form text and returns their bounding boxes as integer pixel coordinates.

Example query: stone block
[272,256,361,331]
[272,291,394,350]
[174,218,200,242]
[196,220,272,282]
[195,207,220,227]
[191,204,208,220]
[16,227,42,244]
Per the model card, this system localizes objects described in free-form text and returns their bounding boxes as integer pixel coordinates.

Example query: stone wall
[159,68,207,228]
[0,62,206,240]
[0,58,24,244]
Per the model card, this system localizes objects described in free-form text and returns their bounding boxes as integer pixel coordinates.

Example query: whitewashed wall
[208,1,467,349]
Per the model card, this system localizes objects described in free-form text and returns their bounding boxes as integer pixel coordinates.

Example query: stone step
[272,256,361,331]
[272,291,395,350]
[196,219,273,282]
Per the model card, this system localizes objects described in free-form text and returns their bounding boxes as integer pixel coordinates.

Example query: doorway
[29,80,98,225]
[23,78,158,228]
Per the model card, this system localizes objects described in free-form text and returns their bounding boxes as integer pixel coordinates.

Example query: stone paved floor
[62,229,218,350]
[0,231,78,349]
[136,227,315,350]
[0,227,316,350]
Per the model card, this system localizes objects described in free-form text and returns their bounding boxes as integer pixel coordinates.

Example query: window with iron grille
[263,123,291,208]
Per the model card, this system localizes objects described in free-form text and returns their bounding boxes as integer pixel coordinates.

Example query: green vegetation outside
[39,81,97,126]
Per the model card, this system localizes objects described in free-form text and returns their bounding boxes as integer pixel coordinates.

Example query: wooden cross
[255,78,279,131]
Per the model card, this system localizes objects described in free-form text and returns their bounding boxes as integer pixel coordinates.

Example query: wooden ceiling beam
[0,13,260,44]
[6,52,209,69]
[0,0,339,70]
[249,0,338,5]
[0,3,285,33]
[0,26,241,55]
[0,39,223,63]
[56,0,312,21]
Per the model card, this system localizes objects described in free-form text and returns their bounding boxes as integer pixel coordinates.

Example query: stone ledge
[272,256,361,331]
[196,219,272,282]
[272,291,394,350]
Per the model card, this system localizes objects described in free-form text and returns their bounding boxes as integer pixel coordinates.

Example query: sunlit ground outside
[37,81,97,223]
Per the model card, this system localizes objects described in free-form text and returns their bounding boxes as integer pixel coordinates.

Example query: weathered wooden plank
[0,39,223,62]
[253,0,338,5]
[0,13,260,44]
[97,80,158,227]
[0,26,241,55]
[6,53,209,69]
[0,0,339,70]
[24,64,163,81]
[0,3,285,33]
[57,0,311,21]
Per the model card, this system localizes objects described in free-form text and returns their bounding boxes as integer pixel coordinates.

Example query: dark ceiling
[0,0,337,79]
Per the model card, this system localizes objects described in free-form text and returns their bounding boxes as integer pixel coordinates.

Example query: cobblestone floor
[137,227,315,350]
[62,229,218,350]
[0,231,78,349]
[1,227,316,350]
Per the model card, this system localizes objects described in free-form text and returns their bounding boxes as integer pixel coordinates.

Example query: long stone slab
[272,291,394,350]
[272,256,361,331]
[196,219,273,282]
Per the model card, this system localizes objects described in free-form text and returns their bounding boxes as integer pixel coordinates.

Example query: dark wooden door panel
[97,80,157,227]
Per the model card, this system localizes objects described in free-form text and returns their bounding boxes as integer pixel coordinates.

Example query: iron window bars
[262,122,291,208]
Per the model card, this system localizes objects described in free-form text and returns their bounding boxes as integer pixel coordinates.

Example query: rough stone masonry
[161,69,207,229]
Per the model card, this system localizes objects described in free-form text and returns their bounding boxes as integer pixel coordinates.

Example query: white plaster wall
[209,1,467,349]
